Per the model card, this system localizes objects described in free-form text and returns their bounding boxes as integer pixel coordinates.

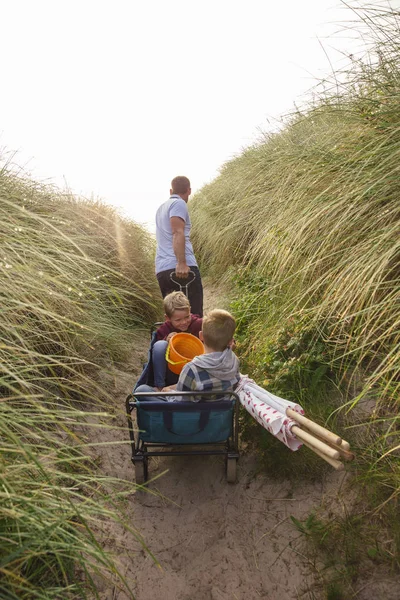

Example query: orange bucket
[165,333,204,374]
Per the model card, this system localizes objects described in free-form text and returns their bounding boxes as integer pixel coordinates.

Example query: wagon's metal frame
[125,390,240,483]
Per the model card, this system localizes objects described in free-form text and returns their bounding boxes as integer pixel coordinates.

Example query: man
[155,176,203,317]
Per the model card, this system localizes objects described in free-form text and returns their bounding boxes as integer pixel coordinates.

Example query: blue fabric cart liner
[136,400,234,444]
[134,331,157,390]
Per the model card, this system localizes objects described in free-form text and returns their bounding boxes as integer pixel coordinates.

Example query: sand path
[89,283,349,600]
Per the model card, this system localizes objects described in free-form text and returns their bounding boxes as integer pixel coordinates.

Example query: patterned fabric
[176,349,240,401]
[155,315,202,341]
[235,376,304,451]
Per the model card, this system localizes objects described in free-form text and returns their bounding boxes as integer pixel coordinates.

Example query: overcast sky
[0,0,389,231]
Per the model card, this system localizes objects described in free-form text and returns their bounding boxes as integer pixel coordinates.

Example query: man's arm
[170,216,190,278]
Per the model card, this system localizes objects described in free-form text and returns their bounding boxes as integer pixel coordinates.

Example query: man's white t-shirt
[155,194,198,274]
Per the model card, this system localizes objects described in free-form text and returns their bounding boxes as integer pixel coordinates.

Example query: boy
[136,309,240,401]
[152,291,202,390]
[155,291,202,342]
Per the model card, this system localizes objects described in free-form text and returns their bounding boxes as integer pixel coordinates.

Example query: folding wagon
[125,326,240,484]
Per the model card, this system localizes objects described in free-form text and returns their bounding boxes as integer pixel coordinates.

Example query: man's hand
[175,261,190,279]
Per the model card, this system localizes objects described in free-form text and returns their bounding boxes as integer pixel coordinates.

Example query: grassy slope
[0,165,161,599]
[191,3,399,415]
[190,5,400,596]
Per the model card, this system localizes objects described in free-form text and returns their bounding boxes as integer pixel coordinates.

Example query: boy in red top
[153,291,202,389]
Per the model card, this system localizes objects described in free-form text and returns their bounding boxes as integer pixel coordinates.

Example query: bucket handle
[165,342,188,367]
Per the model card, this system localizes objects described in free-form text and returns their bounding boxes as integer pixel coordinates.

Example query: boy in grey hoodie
[135,309,240,401]
[174,309,239,400]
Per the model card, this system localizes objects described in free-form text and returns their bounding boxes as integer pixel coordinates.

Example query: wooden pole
[287,408,342,446]
[291,425,341,460]
[300,439,345,470]
[314,436,355,461]
[339,439,351,451]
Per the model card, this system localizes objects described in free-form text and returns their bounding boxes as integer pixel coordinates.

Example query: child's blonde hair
[163,291,191,318]
[202,309,236,351]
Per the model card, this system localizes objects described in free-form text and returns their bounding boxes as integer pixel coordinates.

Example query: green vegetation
[291,505,399,599]
[1,161,160,599]
[191,3,400,594]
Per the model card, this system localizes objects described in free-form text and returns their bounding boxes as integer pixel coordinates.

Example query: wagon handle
[169,270,196,297]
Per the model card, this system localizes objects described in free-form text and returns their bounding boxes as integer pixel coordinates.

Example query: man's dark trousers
[156,266,203,317]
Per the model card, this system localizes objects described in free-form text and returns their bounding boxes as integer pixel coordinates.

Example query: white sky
[0,0,388,232]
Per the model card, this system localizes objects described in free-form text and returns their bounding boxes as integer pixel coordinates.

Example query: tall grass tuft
[191,4,400,410]
[191,3,400,509]
[190,6,400,591]
[1,159,160,598]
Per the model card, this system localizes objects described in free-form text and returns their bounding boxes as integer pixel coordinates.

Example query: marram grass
[189,7,400,592]
[1,162,160,598]
[190,4,400,525]
[191,4,400,411]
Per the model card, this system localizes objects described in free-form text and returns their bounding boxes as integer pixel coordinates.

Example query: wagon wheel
[134,457,148,486]
[226,457,237,483]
